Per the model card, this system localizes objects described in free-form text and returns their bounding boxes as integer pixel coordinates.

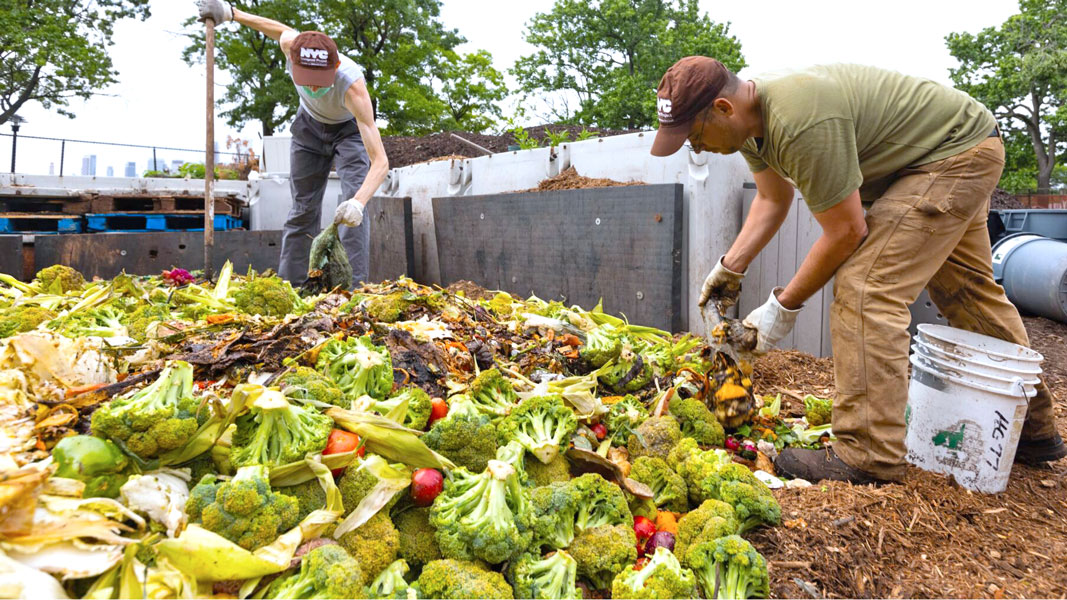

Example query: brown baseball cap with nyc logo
[290,31,339,87]
[651,56,734,156]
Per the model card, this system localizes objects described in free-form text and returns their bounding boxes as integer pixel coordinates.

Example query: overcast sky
[4,0,1018,176]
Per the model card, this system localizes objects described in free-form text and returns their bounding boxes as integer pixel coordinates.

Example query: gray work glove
[197,0,234,23]
[742,287,802,354]
[335,199,365,227]
[698,255,746,310]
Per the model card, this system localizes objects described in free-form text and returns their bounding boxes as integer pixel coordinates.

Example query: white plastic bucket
[912,341,1042,379]
[905,353,1029,493]
[910,345,1039,395]
[916,324,1043,371]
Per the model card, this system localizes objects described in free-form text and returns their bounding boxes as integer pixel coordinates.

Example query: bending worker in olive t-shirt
[651,57,1065,483]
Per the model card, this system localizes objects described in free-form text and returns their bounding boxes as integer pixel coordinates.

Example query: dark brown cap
[651,56,733,157]
[290,31,339,87]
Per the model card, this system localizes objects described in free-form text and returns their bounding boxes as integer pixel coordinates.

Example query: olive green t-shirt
[739,64,997,213]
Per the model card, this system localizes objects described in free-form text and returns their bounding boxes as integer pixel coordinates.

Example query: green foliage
[230,391,332,468]
[90,361,206,460]
[279,366,349,409]
[511,0,745,128]
[51,435,130,498]
[611,546,696,599]
[510,550,582,600]
[182,0,307,136]
[436,49,509,132]
[0,0,150,126]
[685,535,769,600]
[497,395,578,464]
[394,507,442,567]
[507,118,541,150]
[337,511,400,581]
[946,0,1067,191]
[670,396,726,447]
[568,523,637,590]
[316,336,395,401]
[265,543,366,599]
[429,442,532,564]
[185,466,301,551]
[415,559,515,599]
[422,396,500,472]
[629,456,688,513]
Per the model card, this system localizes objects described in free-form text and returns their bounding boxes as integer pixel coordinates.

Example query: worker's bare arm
[232,8,298,51]
[344,79,390,206]
[776,190,867,309]
[723,167,795,273]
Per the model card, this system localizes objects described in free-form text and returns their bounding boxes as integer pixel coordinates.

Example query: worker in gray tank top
[197,1,389,286]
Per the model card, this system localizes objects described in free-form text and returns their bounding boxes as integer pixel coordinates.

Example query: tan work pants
[830,136,1057,480]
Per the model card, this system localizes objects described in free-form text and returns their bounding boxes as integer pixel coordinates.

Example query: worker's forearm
[723,193,792,272]
[776,234,862,309]
[232,8,294,41]
[353,161,389,206]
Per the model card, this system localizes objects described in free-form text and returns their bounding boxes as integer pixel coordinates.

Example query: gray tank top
[287,54,365,124]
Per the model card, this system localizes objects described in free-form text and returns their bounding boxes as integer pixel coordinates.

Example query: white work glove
[197,0,233,23]
[742,287,802,354]
[698,255,747,309]
[334,199,365,227]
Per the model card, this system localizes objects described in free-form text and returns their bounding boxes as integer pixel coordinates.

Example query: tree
[512,0,745,129]
[0,0,150,126]
[437,50,508,133]
[947,0,1067,191]
[182,0,311,137]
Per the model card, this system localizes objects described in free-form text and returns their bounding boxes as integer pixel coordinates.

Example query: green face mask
[301,85,332,98]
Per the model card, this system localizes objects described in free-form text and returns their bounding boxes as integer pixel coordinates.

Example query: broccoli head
[316,335,394,401]
[233,275,304,317]
[580,325,622,367]
[415,559,514,599]
[230,389,332,468]
[124,304,171,341]
[675,499,739,559]
[394,507,442,568]
[363,292,413,323]
[265,543,366,599]
[529,482,577,551]
[51,435,130,498]
[803,394,833,427]
[627,416,683,462]
[568,523,637,590]
[365,559,410,599]
[605,395,649,445]
[570,473,632,533]
[669,396,726,447]
[282,478,328,522]
[0,306,55,338]
[629,456,688,513]
[358,386,433,430]
[525,453,570,487]
[35,265,85,293]
[430,441,533,564]
[185,466,300,551]
[510,551,582,600]
[422,396,499,473]
[337,511,400,581]
[469,368,519,418]
[671,445,780,532]
[598,347,653,393]
[529,473,630,552]
[497,395,577,464]
[52,303,128,339]
[338,456,403,514]
[279,366,348,409]
[611,545,697,599]
[90,360,206,459]
[685,535,769,600]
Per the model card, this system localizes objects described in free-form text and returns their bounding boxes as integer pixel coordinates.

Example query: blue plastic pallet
[0,215,83,234]
[85,213,241,233]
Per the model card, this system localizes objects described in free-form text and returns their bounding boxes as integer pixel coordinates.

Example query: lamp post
[9,115,25,174]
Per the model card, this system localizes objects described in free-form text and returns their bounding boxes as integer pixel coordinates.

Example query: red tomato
[633,515,656,541]
[590,423,607,440]
[428,397,449,427]
[411,468,444,507]
[324,429,363,477]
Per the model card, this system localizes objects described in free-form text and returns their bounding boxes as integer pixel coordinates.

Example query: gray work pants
[278,109,370,287]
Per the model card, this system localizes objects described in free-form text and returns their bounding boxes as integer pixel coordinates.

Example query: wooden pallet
[0,196,92,215]
[88,195,242,216]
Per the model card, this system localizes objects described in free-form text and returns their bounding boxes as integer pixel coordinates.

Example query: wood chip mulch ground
[749,317,1067,599]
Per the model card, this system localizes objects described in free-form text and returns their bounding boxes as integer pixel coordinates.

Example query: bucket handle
[1011,377,1032,405]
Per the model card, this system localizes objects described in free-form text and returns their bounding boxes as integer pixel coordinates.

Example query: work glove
[742,287,802,354]
[335,199,365,227]
[698,255,746,310]
[197,0,234,23]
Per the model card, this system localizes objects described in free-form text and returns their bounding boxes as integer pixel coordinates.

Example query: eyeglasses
[687,109,708,151]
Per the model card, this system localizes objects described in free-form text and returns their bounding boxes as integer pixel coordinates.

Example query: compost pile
[0,264,841,599]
